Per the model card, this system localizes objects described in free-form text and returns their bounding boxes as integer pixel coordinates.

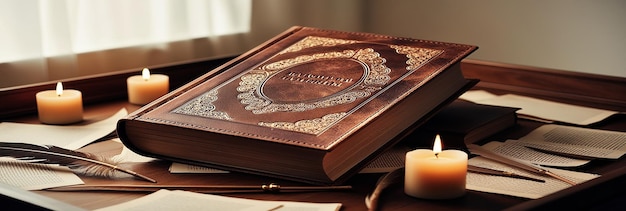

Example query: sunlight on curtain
[0,0,251,88]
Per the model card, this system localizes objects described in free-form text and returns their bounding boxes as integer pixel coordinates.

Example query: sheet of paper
[0,108,127,150]
[0,159,84,190]
[110,138,158,163]
[481,140,591,167]
[459,90,498,101]
[466,157,599,199]
[459,91,619,125]
[517,124,626,159]
[96,189,342,211]
[0,181,85,211]
[169,163,229,173]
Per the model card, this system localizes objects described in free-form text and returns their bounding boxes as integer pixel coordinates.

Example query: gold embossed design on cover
[237,48,390,114]
[259,112,347,135]
[281,36,358,53]
[390,45,443,70]
[172,90,232,120]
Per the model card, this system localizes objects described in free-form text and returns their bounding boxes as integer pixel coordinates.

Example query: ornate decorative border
[280,36,358,53]
[237,48,390,114]
[390,45,443,70]
[258,112,347,135]
[172,90,232,120]
[172,36,443,135]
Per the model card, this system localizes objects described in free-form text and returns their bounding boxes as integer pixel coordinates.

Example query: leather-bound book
[117,26,478,184]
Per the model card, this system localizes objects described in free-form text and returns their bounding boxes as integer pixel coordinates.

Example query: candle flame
[142,68,151,81]
[433,134,442,155]
[55,82,63,96]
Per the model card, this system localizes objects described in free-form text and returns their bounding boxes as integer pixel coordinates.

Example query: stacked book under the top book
[117,26,478,184]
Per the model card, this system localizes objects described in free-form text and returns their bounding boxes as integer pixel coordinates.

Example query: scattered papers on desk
[466,157,599,199]
[0,158,83,190]
[481,141,591,167]
[515,124,626,159]
[459,90,620,125]
[0,109,128,190]
[0,109,125,190]
[95,189,342,211]
[0,108,128,150]
[468,124,626,198]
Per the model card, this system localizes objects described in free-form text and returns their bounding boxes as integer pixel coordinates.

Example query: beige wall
[364,0,626,77]
[248,0,365,45]
[250,0,626,77]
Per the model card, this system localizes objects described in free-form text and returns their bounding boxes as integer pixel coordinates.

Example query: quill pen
[365,167,404,211]
[467,144,576,185]
[0,142,156,183]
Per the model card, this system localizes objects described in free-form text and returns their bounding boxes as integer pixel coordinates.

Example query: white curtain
[0,0,251,88]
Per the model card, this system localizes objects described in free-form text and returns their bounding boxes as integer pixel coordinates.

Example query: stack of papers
[514,124,626,159]
[479,124,626,164]
[467,124,626,199]
[466,157,598,199]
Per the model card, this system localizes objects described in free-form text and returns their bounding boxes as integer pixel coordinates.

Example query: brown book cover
[117,26,478,184]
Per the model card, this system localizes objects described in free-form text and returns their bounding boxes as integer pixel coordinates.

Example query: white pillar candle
[126,68,169,105]
[35,82,83,124]
[405,135,468,199]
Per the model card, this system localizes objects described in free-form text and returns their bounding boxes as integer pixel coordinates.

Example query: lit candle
[404,135,468,199]
[35,82,83,124]
[126,68,169,105]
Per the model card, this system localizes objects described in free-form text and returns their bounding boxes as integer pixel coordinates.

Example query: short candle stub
[36,82,84,125]
[126,68,169,105]
[404,135,468,200]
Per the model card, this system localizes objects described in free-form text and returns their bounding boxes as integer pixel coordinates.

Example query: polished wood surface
[461,59,626,110]
[3,59,626,210]
[21,99,626,211]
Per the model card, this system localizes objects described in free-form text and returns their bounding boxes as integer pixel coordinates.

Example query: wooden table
[3,58,626,210]
[3,99,621,210]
